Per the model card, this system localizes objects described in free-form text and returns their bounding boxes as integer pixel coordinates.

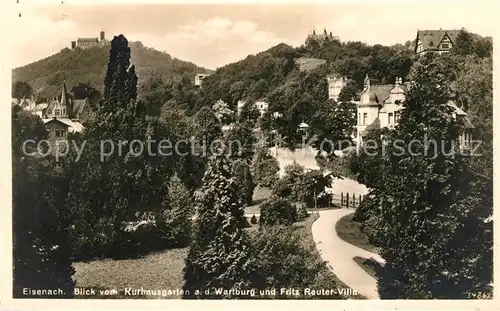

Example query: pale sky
[9,1,497,69]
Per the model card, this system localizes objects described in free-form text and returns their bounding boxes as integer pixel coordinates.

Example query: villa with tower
[12,81,91,146]
[355,75,474,148]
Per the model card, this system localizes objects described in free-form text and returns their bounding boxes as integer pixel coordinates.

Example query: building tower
[100,30,105,41]
[356,75,381,147]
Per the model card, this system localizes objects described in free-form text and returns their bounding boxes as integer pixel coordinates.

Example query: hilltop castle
[71,30,110,49]
[306,27,339,44]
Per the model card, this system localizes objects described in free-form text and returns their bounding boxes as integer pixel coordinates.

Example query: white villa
[356,75,474,148]
[326,75,348,102]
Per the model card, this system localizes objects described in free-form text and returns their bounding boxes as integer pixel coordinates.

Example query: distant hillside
[195,37,416,111]
[12,41,211,99]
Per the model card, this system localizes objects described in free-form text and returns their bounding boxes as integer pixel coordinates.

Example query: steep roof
[43,118,84,133]
[369,85,393,103]
[72,99,88,116]
[416,29,460,52]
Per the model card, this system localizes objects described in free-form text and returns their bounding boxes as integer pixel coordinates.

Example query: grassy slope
[73,247,188,299]
[335,213,379,253]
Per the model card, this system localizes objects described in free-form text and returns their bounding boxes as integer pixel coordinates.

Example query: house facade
[414,29,459,55]
[326,75,347,102]
[356,75,474,148]
[12,81,90,147]
[194,73,211,87]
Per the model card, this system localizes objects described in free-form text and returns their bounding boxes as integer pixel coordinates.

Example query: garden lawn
[245,186,272,215]
[335,213,379,253]
[352,256,383,279]
[73,247,188,299]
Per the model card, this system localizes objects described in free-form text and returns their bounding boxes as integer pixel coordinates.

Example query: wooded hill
[12,41,211,100]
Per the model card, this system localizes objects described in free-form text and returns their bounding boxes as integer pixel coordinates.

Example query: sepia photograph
[2,0,496,307]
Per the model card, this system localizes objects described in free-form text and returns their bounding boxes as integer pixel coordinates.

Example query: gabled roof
[369,85,393,103]
[72,99,88,116]
[43,118,84,132]
[416,29,460,52]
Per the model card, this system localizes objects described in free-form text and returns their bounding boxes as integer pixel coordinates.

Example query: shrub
[246,226,342,299]
[353,191,379,223]
[250,215,258,224]
[259,196,297,227]
[271,177,293,198]
[297,203,309,220]
[251,148,280,187]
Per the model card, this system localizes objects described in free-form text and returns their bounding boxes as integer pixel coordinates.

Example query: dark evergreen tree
[12,108,75,297]
[225,121,255,162]
[192,106,223,156]
[183,151,253,298]
[238,101,261,129]
[231,159,255,206]
[376,54,493,298]
[67,34,175,258]
[154,174,193,247]
[251,147,279,188]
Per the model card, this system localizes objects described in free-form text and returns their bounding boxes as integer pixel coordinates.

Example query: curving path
[311,208,385,299]
[270,146,369,196]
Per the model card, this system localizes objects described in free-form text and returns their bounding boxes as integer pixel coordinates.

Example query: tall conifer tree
[376,54,493,298]
[183,151,252,298]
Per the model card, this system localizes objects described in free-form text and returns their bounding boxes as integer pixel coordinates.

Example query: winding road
[271,146,384,299]
[311,208,385,299]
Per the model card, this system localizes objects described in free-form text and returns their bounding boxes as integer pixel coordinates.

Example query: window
[55,109,61,116]
[55,129,66,137]
[441,43,450,49]
[363,113,368,125]
[395,111,401,123]
[388,113,393,124]
[358,113,360,124]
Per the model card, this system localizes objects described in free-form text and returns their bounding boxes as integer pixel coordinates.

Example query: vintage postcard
[1,0,497,309]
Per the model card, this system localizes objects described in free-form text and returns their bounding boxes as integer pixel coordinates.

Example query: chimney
[100,30,105,41]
